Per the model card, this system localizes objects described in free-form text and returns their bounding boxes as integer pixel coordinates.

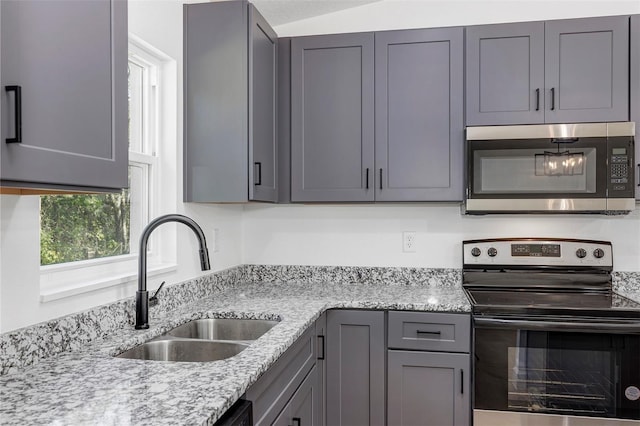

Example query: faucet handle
[149,281,166,307]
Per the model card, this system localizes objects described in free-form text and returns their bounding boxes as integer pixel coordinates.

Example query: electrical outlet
[212,228,220,253]
[403,232,417,253]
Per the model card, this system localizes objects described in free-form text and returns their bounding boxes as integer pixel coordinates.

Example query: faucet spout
[135,214,211,329]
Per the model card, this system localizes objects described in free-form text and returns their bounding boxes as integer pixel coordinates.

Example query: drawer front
[246,325,316,425]
[388,311,470,353]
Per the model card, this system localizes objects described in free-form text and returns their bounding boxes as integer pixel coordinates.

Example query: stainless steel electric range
[462,238,640,426]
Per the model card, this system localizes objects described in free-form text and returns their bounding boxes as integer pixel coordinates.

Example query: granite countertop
[0,279,471,425]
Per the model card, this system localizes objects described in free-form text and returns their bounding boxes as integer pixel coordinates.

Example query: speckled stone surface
[613,271,640,304]
[0,266,469,425]
[0,266,245,376]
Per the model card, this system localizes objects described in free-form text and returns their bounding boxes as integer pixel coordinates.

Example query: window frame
[39,35,177,302]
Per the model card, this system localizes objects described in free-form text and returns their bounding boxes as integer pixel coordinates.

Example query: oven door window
[468,138,607,198]
[475,328,640,420]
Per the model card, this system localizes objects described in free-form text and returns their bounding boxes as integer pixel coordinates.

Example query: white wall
[243,0,640,271]
[274,0,640,36]
[243,205,640,271]
[1,0,639,333]
[0,0,244,333]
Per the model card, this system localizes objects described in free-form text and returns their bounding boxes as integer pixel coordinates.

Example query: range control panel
[463,238,613,268]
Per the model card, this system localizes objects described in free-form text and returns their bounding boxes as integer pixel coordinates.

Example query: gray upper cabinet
[466,16,629,126]
[184,1,278,203]
[631,15,640,200]
[545,16,629,123]
[0,0,128,191]
[290,33,375,202]
[326,310,385,426]
[465,22,545,126]
[387,351,470,426]
[375,28,464,201]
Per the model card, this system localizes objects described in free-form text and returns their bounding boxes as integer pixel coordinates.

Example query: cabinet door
[249,5,278,202]
[315,313,327,426]
[326,310,385,426]
[388,350,470,426]
[632,15,640,200]
[465,22,545,126]
[375,28,464,201]
[184,1,249,202]
[0,0,127,191]
[545,16,629,123]
[272,366,320,426]
[291,33,375,202]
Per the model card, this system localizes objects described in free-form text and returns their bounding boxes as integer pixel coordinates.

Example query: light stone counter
[0,266,470,425]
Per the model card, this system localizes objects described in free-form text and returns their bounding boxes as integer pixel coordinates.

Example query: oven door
[473,317,640,424]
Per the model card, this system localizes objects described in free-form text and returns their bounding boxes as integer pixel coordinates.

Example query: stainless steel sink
[116,317,280,362]
[116,339,249,362]
[166,318,279,342]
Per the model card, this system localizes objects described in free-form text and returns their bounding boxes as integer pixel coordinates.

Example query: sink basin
[116,339,249,362]
[116,317,280,362]
[166,318,280,342]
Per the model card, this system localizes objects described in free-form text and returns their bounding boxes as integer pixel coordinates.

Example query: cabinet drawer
[245,325,315,425]
[388,311,470,353]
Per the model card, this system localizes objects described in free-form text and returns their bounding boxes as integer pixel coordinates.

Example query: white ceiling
[251,0,382,27]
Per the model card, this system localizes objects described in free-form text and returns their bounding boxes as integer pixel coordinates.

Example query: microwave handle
[474,317,640,334]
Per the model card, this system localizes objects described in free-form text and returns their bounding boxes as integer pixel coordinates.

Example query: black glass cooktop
[465,288,640,318]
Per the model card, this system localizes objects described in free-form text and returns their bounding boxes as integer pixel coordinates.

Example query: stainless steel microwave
[464,122,635,214]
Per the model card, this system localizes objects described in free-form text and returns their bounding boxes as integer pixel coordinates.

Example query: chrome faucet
[135,214,211,329]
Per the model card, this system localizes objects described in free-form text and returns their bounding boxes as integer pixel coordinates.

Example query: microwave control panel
[608,138,634,196]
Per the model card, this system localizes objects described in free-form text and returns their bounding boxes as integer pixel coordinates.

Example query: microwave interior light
[534,151,585,176]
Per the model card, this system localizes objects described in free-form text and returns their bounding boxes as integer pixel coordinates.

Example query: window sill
[40,263,177,303]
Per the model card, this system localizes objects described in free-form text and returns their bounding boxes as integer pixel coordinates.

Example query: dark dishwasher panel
[214,400,253,426]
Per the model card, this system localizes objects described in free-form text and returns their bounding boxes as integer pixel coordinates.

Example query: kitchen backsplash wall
[243,204,640,271]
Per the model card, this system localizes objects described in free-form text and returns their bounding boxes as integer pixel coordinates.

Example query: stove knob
[471,247,481,257]
[593,248,605,259]
[576,248,587,259]
[487,247,498,257]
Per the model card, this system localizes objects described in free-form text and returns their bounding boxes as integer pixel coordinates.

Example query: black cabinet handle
[379,168,383,190]
[535,88,540,111]
[291,417,301,426]
[416,330,441,336]
[365,168,370,189]
[637,164,639,187]
[254,162,262,186]
[5,85,22,143]
[550,87,555,111]
[317,335,325,360]
[461,369,464,395]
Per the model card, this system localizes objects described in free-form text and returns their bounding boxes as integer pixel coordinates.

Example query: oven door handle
[474,317,640,334]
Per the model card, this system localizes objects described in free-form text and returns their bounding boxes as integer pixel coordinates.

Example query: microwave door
[466,137,608,212]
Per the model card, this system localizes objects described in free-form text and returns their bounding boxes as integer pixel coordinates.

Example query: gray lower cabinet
[632,15,640,200]
[387,311,472,426]
[325,310,385,426]
[184,0,278,202]
[466,16,629,126]
[387,351,470,426]
[0,0,128,192]
[272,365,321,426]
[246,325,316,425]
[290,33,375,202]
[374,28,464,201]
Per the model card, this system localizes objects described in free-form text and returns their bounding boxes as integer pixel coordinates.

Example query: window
[40,36,177,301]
